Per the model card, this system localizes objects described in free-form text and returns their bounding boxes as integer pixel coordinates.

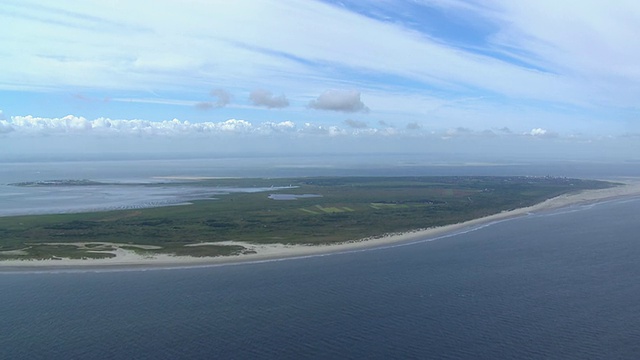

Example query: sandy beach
[3,179,640,270]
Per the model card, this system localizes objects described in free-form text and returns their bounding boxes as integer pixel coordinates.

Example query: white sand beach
[2,179,640,270]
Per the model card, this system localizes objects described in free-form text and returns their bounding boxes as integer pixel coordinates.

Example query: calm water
[2,197,640,359]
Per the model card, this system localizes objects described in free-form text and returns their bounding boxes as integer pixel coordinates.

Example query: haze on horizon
[1,0,640,162]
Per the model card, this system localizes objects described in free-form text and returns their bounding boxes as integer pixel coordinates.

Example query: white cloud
[527,127,558,138]
[299,123,342,136]
[249,89,289,108]
[309,90,369,113]
[0,115,574,142]
[3,114,640,162]
[477,1,640,106]
[0,120,13,134]
[529,128,547,137]
[217,119,251,132]
[10,115,92,132]
[259,120,296,133]
[1,115,321,137]
[2,0,640,136]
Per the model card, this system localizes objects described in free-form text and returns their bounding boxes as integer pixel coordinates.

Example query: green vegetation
[0,176,615,260]
[4,244,117,260]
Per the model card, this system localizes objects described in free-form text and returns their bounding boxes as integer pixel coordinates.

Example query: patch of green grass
[314,205,347,213]
[13,245,118,260]
[300,209,319,214]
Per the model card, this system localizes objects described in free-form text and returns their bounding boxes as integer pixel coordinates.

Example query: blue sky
[2,0,640,159]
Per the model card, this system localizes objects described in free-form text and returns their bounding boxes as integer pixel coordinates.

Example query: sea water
[1,158,639,358]
[1,196,640,359]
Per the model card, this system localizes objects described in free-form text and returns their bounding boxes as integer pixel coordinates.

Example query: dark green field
[0,176,614,260]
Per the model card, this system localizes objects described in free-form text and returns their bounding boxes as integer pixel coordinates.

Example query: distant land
[10,179,106,187]
[0,176,621,265]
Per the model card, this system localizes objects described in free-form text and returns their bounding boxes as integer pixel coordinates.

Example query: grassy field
[0,176,614,260]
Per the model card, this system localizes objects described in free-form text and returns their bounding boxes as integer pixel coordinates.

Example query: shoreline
[3,179,640,272]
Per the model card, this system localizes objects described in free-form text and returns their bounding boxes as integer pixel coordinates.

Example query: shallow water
[1,158,634,216]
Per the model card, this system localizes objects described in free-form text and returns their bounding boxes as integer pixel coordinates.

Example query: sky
[2,0,640,161]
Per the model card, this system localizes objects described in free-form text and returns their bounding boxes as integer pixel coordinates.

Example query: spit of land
[1,176,636,269]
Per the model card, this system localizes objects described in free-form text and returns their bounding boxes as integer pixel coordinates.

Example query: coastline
[3,179,640,271]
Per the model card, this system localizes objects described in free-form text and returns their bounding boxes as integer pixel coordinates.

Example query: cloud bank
[3,114,639,163]
[0,114,606,143]
[2,116,293,136]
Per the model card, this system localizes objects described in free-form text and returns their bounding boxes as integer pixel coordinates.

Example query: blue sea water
[2,197,640,359]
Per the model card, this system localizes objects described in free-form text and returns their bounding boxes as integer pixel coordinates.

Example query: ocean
[1,158,640,359]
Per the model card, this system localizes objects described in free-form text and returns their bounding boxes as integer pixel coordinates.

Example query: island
[0,176,634,268]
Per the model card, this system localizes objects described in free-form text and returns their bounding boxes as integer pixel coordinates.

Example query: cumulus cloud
[308,90,369,113]
[301,123,347,136]
[260,120,296,133]
[1,115,306,137]
[210,89,231,107]
[344,119,368,129]
[249,89,289,108]
[406,122,421,130]
[10,115,93,132]
[0,120,13,134]
[218,119,252,132]
[528,128,557,138]
[193,89,231,110]
[0,110,5,120]
[0,114,576,145]
[530,128,547,136]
